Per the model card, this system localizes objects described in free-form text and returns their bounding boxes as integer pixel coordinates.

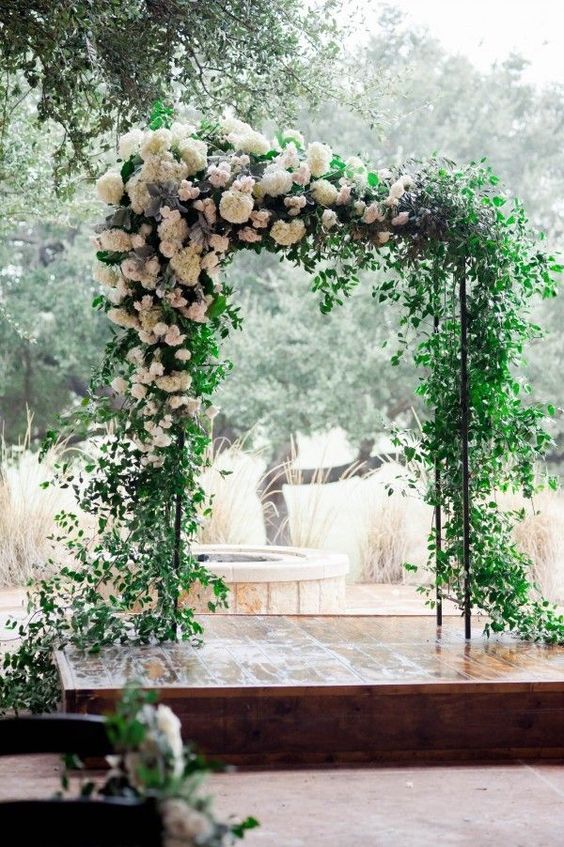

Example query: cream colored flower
[238,227,262,243]
[250,209,271,229]
[260,168,293,197]
[110,376,128,395]
[170,245,202,286]
[96,171,124,205]
[118,128,144,160]
[219,189,254,224]
[209,234,230,253]
[270,218,306,246]
[284,195,307,216]
[107,308,140,330]
[178,138,207,175]
[175,349,191,362]
[138,307,164,333]
[93,262,120,287]
[363,203,385,225]
[131,383,148,400]
[99,229,132,253]
[226,121,270,155]
[292,163,311,186]
[391,211,409,226]
[156,371,192,393]
[306,141,332,178]
[140,128,172,160]
[311,179,338,207]
[321,209,338,230]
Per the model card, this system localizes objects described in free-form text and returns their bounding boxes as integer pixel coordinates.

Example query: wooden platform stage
[56,615,564,764]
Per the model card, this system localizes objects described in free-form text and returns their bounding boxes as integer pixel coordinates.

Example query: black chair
[0,715,163,847]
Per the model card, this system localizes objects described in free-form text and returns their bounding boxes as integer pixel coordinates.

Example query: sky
[356,0,564,85]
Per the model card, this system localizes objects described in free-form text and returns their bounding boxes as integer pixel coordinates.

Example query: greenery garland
[2,104,562,714]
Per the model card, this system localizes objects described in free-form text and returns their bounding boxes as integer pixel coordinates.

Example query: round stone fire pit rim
[191,543,349,583]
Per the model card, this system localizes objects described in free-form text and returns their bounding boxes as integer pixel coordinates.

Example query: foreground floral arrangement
[1,103,563,713]
[63,688,257,846]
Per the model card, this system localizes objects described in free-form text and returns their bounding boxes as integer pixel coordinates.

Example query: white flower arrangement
[94,110,414,463]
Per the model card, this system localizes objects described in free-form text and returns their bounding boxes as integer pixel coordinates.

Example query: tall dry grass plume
[0,419,79,587]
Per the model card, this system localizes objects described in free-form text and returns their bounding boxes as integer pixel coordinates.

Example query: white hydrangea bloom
[259,167,293,197]
[178,138,208,175]
[118,128,145,160]
[219,189,254,224]
[96,171,124,205]
[306,141,332,178]
[139,128,172,160]
[311,179,338,207]
[270,218,306,246]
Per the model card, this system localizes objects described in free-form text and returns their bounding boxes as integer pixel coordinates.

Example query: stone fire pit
[185,544,350,614]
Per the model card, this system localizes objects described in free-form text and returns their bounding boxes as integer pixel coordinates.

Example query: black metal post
[172,429,185,638]
[433,311,443,628]
[459,262,472,640]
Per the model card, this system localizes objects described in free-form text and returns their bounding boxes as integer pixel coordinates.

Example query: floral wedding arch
[2,103,563,712]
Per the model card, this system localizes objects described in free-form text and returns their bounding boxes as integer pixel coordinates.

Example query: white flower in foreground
[311,179,338,207]
[156,704,184,775]
[140,128,172,160]
[186,397,202,414]
[306,141,332,178]
[178,138,208,176]
[96,171,124,205]
[321,209,338,230]
[270,218,306,246]
[378,231,392,245]
[260,168,293,197]
[162,799,213,842]
[205,405,220,420]
[110,376,128,395]
[219,189,254,224]
[118,128,144,160]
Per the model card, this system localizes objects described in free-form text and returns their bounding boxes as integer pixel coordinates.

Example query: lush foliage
[2,104,563,714]
[62,687,258,845]
[0,0,347,182]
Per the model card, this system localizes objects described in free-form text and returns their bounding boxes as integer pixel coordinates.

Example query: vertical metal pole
[434,310,443,628]
[172,428,185,638]
[459,262,472,640]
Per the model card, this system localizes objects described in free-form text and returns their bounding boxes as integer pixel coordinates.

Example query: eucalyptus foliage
[1,108,562,715]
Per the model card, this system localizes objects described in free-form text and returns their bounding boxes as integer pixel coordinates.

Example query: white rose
[219,190,254,224]
[260,168,293,197]
[96,171,124,205]
[270,218,306,246]
[178,138,208,176]
[311,179,338,207]
[321,209,338,230]
[139,128,172,160]
[118,128,144,160]
[110,376,128,395]
[306,141,332,178]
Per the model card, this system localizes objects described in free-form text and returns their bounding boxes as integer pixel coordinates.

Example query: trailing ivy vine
[1,109,562,715]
